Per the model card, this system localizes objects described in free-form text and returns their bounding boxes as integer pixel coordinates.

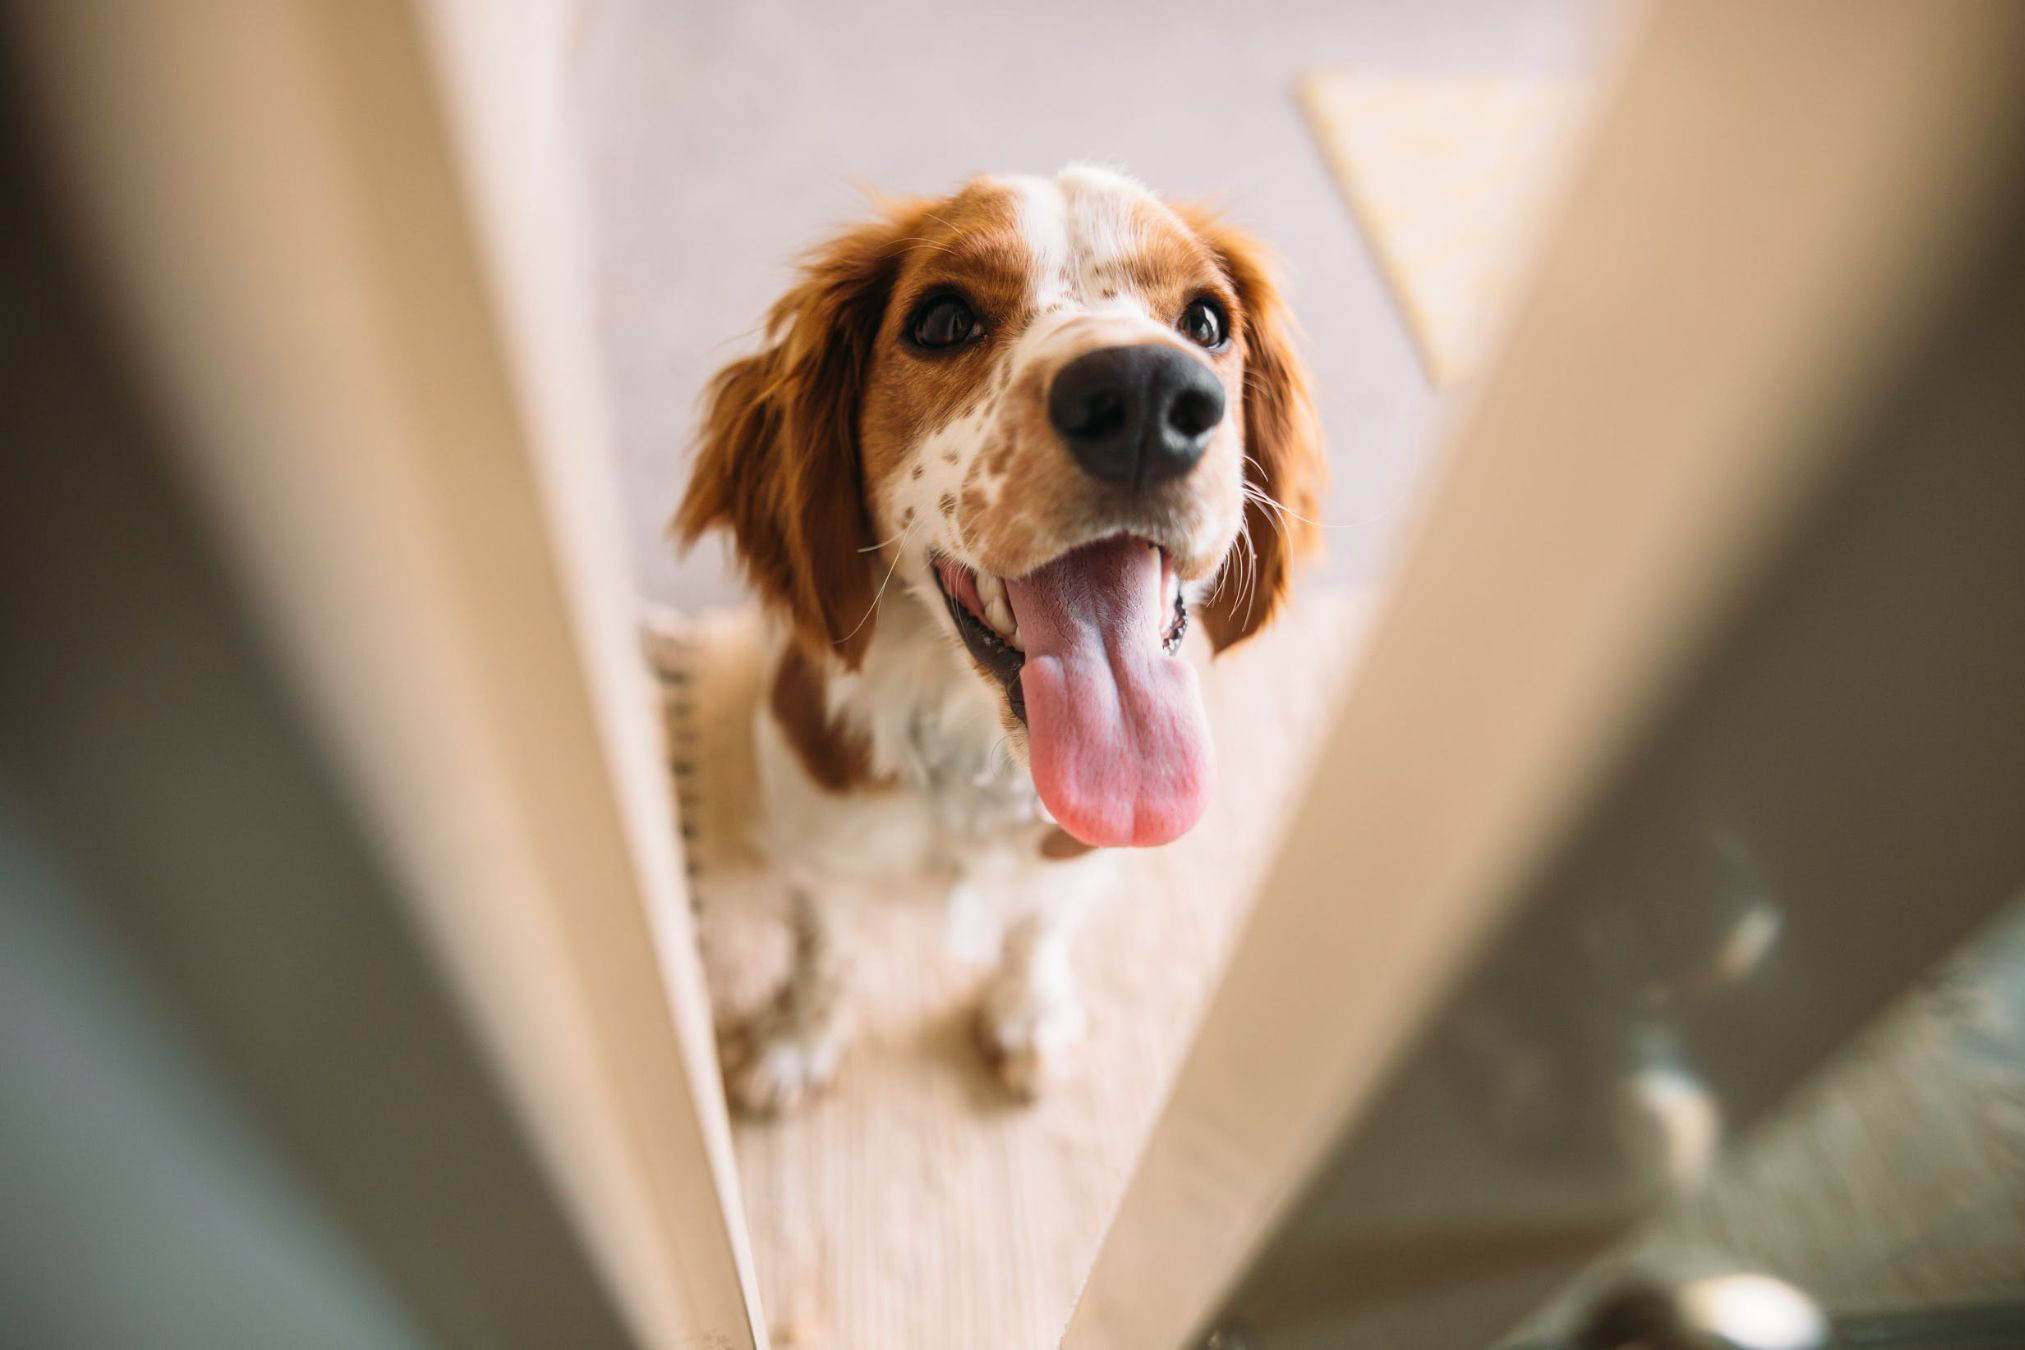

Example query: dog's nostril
[1050,343,1220,490]
[1061,387,1128,440]
[1048,350,1132,448]
[1168,385,1222,439]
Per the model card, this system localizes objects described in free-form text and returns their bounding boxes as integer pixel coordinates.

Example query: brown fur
[932,188,1253,584]
[768,645,888,793]
[678,183,1319,676]
[674,200,932,668]
[1038,827,1097,861]
[860,184,1033,489]
[1175,206,1327,651]
[690,172,1322,1115]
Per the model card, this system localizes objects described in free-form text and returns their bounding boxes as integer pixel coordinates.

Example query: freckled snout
[1047,344,1225,491]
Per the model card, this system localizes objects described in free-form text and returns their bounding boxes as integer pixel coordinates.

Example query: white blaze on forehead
[1004,173,1070,299]
[881,166,1236,582]
[999,165,1163,309]
[1058,163,1152,289]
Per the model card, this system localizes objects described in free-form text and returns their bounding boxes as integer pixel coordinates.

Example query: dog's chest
[901,706,1046,843]
[836,606,1048,848]
[763,613,1051,883]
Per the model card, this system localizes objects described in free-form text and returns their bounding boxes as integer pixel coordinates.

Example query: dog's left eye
[1178,297,1228,350]
[910,295,980,350]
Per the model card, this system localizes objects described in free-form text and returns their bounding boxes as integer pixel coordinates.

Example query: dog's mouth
[930,542,1188,722]
[931,537,1210,848]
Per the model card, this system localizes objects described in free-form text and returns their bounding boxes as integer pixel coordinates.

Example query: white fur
[872,168,1243,620]
[737,603,1120,1111]
[732,165,1227,1111]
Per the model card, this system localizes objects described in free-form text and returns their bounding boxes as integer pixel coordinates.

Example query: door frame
[8,2,768,1345]
[1064,4,2025,1346]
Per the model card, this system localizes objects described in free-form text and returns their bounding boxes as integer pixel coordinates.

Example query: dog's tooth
[976,571,1016,637]
[975,569,1006,610]
[1006,625,1023,651]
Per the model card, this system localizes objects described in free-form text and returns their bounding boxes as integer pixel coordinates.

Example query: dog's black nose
[1048,344,1226,490]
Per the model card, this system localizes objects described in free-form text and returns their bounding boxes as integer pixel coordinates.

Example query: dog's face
[678,166,1323,847]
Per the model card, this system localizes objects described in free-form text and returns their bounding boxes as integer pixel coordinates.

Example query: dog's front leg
[975,835,1120,1099]
[726,885,852,1116]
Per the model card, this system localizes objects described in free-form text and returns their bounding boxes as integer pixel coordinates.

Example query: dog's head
[677,165,1324,847]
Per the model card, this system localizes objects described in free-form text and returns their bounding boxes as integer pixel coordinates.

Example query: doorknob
[1573,1273,1828,1350]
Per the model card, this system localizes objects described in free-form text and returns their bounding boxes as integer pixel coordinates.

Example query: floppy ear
[673,203,921,669]
[1177,207,1327,652]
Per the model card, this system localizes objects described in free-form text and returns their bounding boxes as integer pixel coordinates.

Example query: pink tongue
[1008,538,1213,848]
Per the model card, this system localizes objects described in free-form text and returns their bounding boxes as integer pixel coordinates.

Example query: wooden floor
[650,590,1373,1350]
[653,596,2025,1348]
[622,38,2022,1344]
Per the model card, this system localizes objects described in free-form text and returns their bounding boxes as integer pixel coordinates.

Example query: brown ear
[1178,207,1327,652]
[673,203,922,668]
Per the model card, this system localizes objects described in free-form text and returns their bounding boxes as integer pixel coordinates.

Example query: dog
[676,164,1323,1112]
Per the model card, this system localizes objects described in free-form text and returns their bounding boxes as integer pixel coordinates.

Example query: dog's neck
[820,592,1040,820]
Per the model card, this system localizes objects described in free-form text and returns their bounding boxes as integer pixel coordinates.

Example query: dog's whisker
[1241,456,1332,533]
[859,521,916,553]
[1242,482,1295,535]
[681,168,1323,1112]
[1225,510,1261,624]
[1208,519,1246,607]
[986,733,1019,776]
[836,517,917,647]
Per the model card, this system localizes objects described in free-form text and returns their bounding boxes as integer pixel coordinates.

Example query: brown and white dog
[676,164,1323,1111]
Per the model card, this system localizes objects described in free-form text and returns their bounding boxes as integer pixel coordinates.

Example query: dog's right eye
[909,295,980,350]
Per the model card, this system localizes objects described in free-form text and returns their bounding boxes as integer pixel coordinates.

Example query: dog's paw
[724,1017,844,1118]
[975,969,1086,1101]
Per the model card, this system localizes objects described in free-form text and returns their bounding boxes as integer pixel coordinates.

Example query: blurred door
[1063,5,2025,1348]
[4,2,767,1347]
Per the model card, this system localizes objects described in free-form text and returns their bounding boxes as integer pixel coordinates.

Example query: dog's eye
[910,295,980,350]
[1178,297,1228,350]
